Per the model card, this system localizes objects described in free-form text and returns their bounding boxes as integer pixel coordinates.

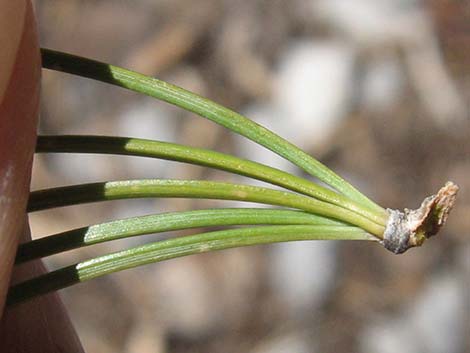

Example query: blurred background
[29,1,468,352]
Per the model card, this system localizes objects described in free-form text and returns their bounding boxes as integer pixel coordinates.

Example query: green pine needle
[28,179,386,236]
[41,48,385,215]
[8,225,371,306]
[36,135,387,225]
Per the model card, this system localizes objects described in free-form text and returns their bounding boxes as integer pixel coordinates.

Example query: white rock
[268,240,338,315]
[250,332,313,353]
[361,319,419,353]
[235,40,355,175]
[310,0,428,46]
[409,274,466,353]
[309,0,467,124]
[151,258,223,338]
[124,320,165,353]
[360,272,466,353]
[361,56,404,112]
[273,40,355,151]
[403,39,468,125]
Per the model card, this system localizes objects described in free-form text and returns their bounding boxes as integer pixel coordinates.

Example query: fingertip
[0,0,27,101]
[0,223,84,353]
[0,0,40,313]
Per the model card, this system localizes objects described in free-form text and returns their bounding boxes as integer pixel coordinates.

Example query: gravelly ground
[30,1,469,352]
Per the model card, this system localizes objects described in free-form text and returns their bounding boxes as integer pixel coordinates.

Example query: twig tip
[382,181,459,254]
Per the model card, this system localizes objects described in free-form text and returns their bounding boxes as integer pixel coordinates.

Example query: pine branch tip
[382,181,459,254]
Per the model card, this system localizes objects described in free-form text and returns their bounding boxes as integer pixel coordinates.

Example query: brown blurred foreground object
[0,0,39,315]
[0,1,84,352]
